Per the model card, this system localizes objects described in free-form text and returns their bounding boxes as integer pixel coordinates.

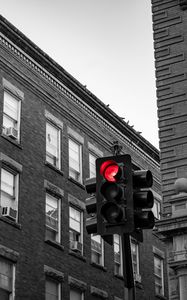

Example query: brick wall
[0,15,167,300]
[152,0,187,216]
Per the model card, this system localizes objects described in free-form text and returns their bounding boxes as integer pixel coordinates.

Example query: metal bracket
[122,233,136,300]
[110,141,123,156]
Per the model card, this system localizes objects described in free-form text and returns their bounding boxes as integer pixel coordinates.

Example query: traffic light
[132,169,155,241]
[84,177,113,245]
[96,154,134,235]
[84,177,97,235]
[86,155,155,243]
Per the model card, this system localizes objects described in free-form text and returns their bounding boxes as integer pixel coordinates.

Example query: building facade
[152,0,187,299]
[0,15,167,300]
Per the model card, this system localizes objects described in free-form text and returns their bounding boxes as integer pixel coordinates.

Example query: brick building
[0,15,168,300]
[152,0,187,299]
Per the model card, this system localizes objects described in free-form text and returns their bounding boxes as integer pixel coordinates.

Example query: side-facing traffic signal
[132,170,155,235]
[85,155,155,242]
[96,154,133,235]
[84,177,113,245]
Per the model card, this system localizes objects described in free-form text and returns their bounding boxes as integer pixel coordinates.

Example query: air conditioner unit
[1,206,17,220]
[134,273,142,283]
[6,127,18,139]
[70,241,82,252]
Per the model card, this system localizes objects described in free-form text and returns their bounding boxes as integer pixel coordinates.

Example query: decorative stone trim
[67,127,84,144]
[3,78,24,100]
[0,244,19,262]
[0,152,22,172]
[44,265,64,282]
[153,246,165,259]
[114,297,123,300]
[88,142,103,157]
[68,194,85,210]
[68,276,87,292]
[44,179,64,197]
[0,33,159,170]
[45,110,63,130]
[90,286,108,299]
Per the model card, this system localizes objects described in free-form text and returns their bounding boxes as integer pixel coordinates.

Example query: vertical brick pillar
[152,0,187,216]
[152,1,187,299]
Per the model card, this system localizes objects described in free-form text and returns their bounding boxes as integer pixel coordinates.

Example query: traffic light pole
[110,142,136,299]
[122,233,136,300]
[86,147,154,300]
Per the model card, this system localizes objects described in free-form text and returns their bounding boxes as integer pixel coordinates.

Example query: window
[152,199,161,220]
[0,167,18,221]
[91,234,104,265]
[45,277,61,300]
[46,193,61,243]
[69,139,82,183]
[70,289,83,300]
[89,153,96,178]
[46,122,61,169]
[69,206,83,254]
[0,257,15,300]
[131,240,139,275]
[3,90,21,141]
[114,234,122,276]
[154,255,164,296]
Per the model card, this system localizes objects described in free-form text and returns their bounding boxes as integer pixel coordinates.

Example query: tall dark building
[0,15,168,300]
[152,1,187,299]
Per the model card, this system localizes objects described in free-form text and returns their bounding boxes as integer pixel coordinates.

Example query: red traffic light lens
[100,160,120,182]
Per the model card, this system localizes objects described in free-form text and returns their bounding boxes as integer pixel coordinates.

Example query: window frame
[113,234,123,276]
[154,254,164,296]
[45,192,61,244]
[68,138,82,184]
[2,89,22,142]
[70,288,84,300]
[0,257,15,300]
[131,239,140,276]
[0,165,19,222]
[69,205,83,255]
[45,276,61,300]
[88,152,97,179]
[91,234,104,266]
[46,121,61,169]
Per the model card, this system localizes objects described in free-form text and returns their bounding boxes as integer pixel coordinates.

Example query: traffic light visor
[100,160,121,182]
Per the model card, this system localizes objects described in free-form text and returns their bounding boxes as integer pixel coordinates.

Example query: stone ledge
[90,285,108,299]
[44,265,64,282]
[0,244,19,262]
[68,276,87,292]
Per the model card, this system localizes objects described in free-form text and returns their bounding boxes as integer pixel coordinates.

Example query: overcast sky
[0,0,159,149]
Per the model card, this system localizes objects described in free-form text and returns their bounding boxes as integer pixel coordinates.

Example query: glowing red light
[100,160,120,182]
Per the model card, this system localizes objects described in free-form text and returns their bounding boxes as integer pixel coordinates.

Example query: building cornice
[0,15,160,167]
[155,215,187,238]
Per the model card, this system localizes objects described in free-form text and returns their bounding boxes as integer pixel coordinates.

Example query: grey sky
[0,0,159,148]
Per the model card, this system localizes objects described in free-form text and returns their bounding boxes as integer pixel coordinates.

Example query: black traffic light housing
[96,154,134,235]
[132,169,155,241]
[84,177,113,245]
[85,155,155,243]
